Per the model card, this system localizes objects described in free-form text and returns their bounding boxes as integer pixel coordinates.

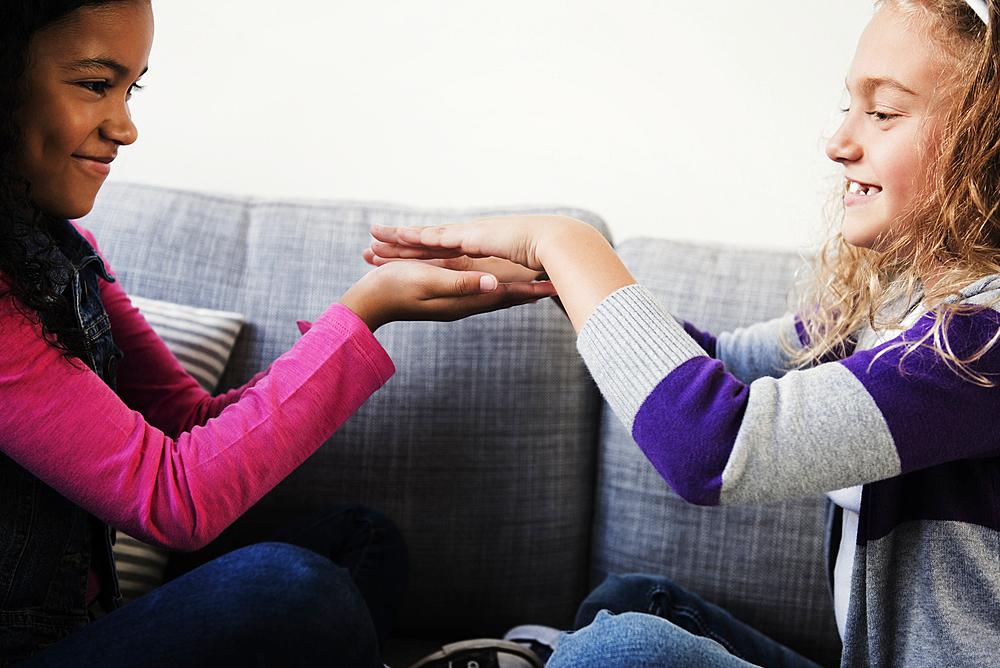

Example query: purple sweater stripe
[794,316,808,348]
[839,309,1000,473]
[682,321,717,357]
[631,356,747,506]
[862,457,1000,542]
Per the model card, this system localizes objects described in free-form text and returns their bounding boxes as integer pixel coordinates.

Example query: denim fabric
[0,456,105,665]
[1,219,123,664]
[16,506,405,667]
[167,504,409,650]
[547,574,825,668]
[39,219,122,389]
[550,611,759,668]
[264,505,409,649]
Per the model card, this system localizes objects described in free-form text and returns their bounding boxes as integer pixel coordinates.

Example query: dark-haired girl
[0,2,554,665]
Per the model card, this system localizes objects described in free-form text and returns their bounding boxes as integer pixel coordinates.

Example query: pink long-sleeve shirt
[0,225,394,552]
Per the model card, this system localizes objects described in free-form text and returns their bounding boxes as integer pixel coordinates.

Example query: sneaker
[407,638,545,668]
[502,625,561,664]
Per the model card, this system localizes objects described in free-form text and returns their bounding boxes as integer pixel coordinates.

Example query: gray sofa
[82,182,841,666]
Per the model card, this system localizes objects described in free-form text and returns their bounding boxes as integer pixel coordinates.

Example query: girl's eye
[79,80,108,94]
[867,110,899,122]
[77,80,144,97]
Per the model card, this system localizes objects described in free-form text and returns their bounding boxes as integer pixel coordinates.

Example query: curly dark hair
[0,0,134,360]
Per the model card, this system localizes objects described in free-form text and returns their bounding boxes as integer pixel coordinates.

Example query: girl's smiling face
[826,7,951,251]
[14,0,153,220]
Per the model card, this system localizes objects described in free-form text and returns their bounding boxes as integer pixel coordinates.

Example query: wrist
[531,217,634,334]
[535,216,606,269]
[338,274,387,332]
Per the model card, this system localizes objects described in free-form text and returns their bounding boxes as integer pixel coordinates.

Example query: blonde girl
[369,0,1000,665]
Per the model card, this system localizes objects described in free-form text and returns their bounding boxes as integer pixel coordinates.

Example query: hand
[338,260,556,332]
[367,214,637,333]
[367,215,569,272]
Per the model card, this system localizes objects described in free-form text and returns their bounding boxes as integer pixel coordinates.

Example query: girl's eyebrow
[62,57,147,78]
[847,76,918,97]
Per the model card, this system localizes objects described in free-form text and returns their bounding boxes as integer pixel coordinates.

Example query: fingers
[413,264,556,315]
[460,273,497,295]
[364,248,475,271]
[369,239,466,260]
[436,278,557,318]
[364,247,422,267]
[372,223,462,248]
[435,269,527,298]
[371,223,438,246]
[370,223,488,259]
[397,224,452,247]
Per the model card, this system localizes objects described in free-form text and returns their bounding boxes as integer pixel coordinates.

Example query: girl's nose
[826,116,861,164]
[102,101,139,146]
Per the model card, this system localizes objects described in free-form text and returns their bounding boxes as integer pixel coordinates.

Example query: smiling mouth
[74,155,114,164]
[847,181,882,196]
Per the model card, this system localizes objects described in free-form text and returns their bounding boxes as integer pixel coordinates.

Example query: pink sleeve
[0,237,394,551]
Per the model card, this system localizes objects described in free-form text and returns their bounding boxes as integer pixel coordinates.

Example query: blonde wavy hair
[791,0,1000,384]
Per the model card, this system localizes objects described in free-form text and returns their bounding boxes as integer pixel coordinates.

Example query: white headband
[965,0,990,25]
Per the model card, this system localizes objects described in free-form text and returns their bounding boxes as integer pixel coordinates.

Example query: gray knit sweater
[577,280,1000,667]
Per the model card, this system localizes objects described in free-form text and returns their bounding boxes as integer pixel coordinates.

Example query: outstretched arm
[369,215,636,333]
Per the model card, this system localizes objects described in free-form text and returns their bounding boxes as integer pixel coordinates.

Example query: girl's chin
[841,217,889,251]
[34,192,100,220]
[840,231,878,251]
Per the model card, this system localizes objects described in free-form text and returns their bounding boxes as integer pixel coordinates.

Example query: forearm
[577,285,894,505]
[534,218,637,333]
[1,301,393,550]
[580,289,1000,506]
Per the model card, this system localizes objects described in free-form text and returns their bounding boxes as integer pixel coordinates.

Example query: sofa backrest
[593,237,842,666]
[83,182,606,637]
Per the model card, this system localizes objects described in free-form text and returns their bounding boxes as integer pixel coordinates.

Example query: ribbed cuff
[577,284,706,430]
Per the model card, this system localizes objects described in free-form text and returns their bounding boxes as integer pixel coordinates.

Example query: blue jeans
[547,574,824,668]
[17,505,407,667]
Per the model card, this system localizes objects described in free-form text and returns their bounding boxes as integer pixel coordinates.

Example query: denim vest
[0,219,123,665]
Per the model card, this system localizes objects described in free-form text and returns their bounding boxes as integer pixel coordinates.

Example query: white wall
[110,1,875,251]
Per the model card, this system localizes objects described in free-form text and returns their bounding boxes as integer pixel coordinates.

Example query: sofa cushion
[82,182,606,636]
[591,238,842,666]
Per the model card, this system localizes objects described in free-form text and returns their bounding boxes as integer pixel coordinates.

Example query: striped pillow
[128,295,245,392]
[112,295,245,604]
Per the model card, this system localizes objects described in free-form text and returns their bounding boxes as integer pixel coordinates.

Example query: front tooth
[849,182,861,194]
